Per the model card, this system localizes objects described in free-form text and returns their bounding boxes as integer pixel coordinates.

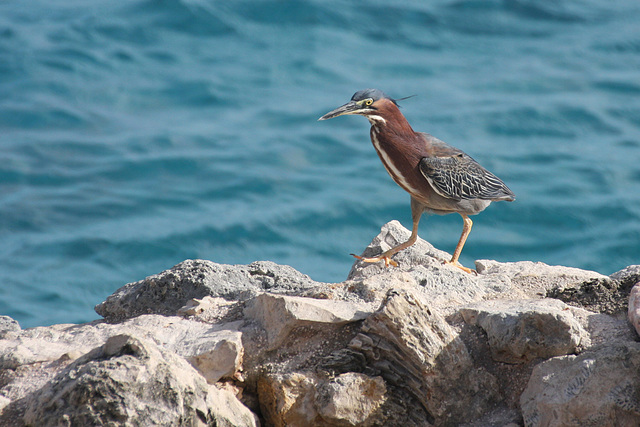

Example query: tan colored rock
[258,371,321,427]
[521,341,640,426]
[316,372,387,426]
[244,293,371,350]
[258,371,387,427]
[461,299,588,363]
[184,327,244,384]
[351,289,499,425]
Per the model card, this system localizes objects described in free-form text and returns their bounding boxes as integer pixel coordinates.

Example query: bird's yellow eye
[365,99,373,106]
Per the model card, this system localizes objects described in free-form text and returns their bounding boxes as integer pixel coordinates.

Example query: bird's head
[318,89,397,122]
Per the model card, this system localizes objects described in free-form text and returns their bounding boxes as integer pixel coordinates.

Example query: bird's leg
[445,214,475,274]
[352,199,424,267]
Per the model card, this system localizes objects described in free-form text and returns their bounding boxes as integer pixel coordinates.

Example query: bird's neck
[367,103,415,137]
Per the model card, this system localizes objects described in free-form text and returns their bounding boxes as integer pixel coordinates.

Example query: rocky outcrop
[1,220,638,426]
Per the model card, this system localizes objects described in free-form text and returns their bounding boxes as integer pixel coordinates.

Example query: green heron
[319,89,515,274]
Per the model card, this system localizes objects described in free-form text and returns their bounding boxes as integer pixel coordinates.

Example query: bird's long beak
[318,101,361,121]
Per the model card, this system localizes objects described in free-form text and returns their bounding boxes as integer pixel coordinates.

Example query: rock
[618,266,640,337]
[611,264,640,286]
[476,259,611,298]
[258,371,321,427]
[23,334,258,427]
[5,221,640,426]
[258,371,387,427]
[0,315,244,396]
[546,277,629,315]
[349,288,500,425]
[244,293,372,350]
[347,220,453,281]
[183,325,244,384]
[628,283,640,337]
[345,221,618,318]
[0,396,9,414]
[96,259,326,322]
[460,299,588,363]
[521,341,640,427]
[0,316,20,339]
[177,296,244,323]
[316,372,387,426]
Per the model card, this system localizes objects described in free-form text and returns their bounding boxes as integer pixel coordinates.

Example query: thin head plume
[390,94,416,108]
[396,94,417,102]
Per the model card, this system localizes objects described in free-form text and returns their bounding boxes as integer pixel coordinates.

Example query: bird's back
[417,132,515,204]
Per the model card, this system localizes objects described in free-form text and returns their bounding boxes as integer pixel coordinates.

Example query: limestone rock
[460,299,588,363]
[349,289,500,425]
[347,220,453,281]
[628,283,640,337]
[344,221,619,317]
[178,296,244,324]
[244,293,371,350]
[476,259,611,298]
[6,220,640,426]
[23,334,258,427]
[521,341,640,426]
[316,372,387,426]
[620,266,640,337]
[95,259,326,322]
[611,264,640,285]
[0,315,244,397]
[258,371,321,427]
[258,371,387,427]
[0,316,20,339]
[344,222,515,315]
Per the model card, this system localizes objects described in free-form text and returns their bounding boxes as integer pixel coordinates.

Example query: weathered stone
[258,371,387,427]
[476,259,611,297]
[350,288,500,425]
[0,316,20,339]
[628,283,640,338]
[0,315,244,395]
[258,371,321,427]
[611,264,640,286]
[461,299,588,363]
[22,334,258,427]
[347,220,453,281]
[178,296,244,323]
[7,221,640,426]
[183,326,244,384]
[521,341,640,427]
[316,372,387,426]
[244,293,371,350]
[96,259,326,322]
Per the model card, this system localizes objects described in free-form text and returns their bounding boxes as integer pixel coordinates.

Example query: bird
[318,89,515,274]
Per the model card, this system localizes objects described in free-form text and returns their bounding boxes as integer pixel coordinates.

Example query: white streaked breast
[367,115,386,125]
[371,131,422,197]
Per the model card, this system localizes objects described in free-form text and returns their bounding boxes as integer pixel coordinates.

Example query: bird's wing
[419,154,515,201]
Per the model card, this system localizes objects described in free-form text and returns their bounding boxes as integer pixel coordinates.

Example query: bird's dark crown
[351,89,397,105]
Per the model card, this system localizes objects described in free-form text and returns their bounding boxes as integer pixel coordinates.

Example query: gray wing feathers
[419,155,515,202]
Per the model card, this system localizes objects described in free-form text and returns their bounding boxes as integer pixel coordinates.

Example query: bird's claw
[444,260,477,274]
[351,253,399,267]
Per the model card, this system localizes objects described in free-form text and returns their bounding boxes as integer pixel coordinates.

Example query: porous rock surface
[1,220,638,426]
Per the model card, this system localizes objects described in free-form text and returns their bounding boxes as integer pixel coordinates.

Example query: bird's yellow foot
[351,253,399,267]
[444,260,476,274]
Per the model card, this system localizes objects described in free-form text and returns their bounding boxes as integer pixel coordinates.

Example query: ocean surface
[1,0,639,328]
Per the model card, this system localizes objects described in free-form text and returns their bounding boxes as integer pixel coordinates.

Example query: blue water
[1,0,639,328]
